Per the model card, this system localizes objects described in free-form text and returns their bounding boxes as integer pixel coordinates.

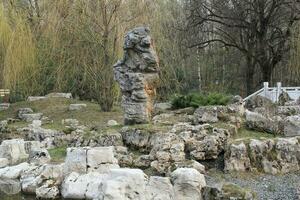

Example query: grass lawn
[0,97,124,131]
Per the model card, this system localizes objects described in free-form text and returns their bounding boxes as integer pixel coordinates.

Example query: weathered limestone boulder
[171,168,206,200]
[113,27,159,125]
[224,142,251,172]
[100,168,149,200]
[0,162,30,179]
[28,148,51,165]
[64,147,119,175]
[146,176,174,200]
[0,158,8,168]
[275,137,300,173]
[225,137,300,174]
[18,108,43,122]
[134,155,153,168]
[36,181,60,199]
[0,179,21,195]
[21,164,64,195]
[87,147,119,173]
[278,91,292,106]
[245,110,280,134]
[171,160,206,174]
[194,106,219,123]
[245,95,274,110]
[283,115,300,136]
[46,92,72,99]
[0,139,29,165]
[61,172,107,199]
[69,104,87,111]
[185,127,230,161]
[277,106,300,116]
[62,169,148,200]
[121,127,152,150]
[154,102,172,114]
[18,124,64,148]
[64,147,88,175]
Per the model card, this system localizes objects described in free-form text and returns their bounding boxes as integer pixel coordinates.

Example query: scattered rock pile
[225,137,300,174]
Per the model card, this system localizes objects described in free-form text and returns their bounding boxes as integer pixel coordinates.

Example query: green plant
[171,92,232,109]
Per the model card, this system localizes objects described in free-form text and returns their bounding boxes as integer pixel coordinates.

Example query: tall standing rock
[114,27,159,125]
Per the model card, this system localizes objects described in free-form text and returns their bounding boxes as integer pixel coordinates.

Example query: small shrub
[171,92,232,109]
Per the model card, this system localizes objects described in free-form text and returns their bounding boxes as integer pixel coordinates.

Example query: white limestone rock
[171,168,206,200]
[146,176,174,200]
[224,142,251,172]
[61,172,108,199]
[0,158,9,168]
[0,139,29,165]
[0,162,30,179]
[36,180,60,199]
[100,168,149,200]
[0,179,21,195]
[64,147,87,175]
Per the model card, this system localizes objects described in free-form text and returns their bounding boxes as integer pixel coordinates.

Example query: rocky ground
[206,170,300,200]
[0,94,299,199]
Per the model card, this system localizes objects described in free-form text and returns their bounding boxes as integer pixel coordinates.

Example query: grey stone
[0,103,10,111]
[283,115,300,136]
[107,119,119,126]
[147,176,174,200]
[0,179,21,195]
[46,93,72,98]
[113,27,159,125]
[171,168,206,200]
[194,106,219,124]
[0,139,29,165]
[69,104,87,111]
[0,158,9,168]
[27,96,47,101]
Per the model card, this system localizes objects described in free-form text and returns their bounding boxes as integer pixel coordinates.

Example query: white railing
[243,82,300,103]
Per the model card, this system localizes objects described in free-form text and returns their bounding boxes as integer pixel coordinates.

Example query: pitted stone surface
[114,27,159,125]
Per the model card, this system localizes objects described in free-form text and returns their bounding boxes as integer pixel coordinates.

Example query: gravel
[206,171,300,200]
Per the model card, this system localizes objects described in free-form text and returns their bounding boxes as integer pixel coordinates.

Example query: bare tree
[187,0,300,94]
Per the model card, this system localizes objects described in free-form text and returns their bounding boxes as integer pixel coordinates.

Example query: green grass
[0,97,124,131]
[48,146,67,163]
[232,127,276,141]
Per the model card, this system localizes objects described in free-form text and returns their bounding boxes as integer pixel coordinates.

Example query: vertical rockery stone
[113,27,159,125]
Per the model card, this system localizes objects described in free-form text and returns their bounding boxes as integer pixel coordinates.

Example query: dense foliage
[171,93,232,109]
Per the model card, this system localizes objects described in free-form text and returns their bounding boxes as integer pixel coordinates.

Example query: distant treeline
[0,0,299,111]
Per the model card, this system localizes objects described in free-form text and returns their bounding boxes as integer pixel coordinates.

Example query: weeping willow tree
[34,0,150,111]
[0,4,40,101]
[0,5,12,87]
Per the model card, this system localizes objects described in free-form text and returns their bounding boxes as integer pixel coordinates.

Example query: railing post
[263,82,269,98]
[276,82,282,102]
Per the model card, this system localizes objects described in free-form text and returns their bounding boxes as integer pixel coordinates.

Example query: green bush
[171,92,232,109]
